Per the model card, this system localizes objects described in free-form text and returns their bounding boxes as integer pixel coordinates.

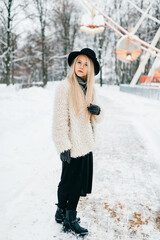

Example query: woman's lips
[78,70,83,73]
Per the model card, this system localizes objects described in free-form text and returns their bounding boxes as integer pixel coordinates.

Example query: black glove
[87,104,100,115]
[60,150,71,164]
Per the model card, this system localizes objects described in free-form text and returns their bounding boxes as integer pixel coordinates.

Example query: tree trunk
[5,0,12,85]
[41,25,48,86]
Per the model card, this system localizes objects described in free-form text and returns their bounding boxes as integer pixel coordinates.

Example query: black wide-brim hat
[68,48,100,75]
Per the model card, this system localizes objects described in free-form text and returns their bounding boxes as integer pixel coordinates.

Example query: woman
[52,48,103,236]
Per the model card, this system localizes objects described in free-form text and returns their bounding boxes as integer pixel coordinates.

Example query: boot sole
[55,218,63,224]
[55,218,80,224]
[63,226,88,237]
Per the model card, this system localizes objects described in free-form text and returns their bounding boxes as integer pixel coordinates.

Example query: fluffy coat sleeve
[93,89,104,124]
[52,81,72,154]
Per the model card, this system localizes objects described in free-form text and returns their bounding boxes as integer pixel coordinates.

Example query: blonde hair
[67,55,96,125]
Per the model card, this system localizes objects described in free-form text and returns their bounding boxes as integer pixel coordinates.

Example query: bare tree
[18,31,53,85]
[0,0,28,85]
[52,0,80,78]
[0,0,14,85]
[33,0,49,86]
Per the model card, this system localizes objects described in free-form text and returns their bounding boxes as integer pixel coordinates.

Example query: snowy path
[79,88,160,240]
[0,84,160,240]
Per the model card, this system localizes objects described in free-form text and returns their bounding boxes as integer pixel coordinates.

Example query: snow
[0,83,160,239]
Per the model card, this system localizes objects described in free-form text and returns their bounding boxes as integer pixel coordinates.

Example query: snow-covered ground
[0,83,160,240]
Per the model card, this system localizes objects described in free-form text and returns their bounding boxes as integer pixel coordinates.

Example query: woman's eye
[77,61,81,64]
[85,64,88,67]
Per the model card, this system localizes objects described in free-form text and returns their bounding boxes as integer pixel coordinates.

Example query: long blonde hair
[67,55,96,125]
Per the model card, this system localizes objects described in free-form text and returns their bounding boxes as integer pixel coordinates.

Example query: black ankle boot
[63,210,88,236]
[55,205,81,224]
[55,205,65,223]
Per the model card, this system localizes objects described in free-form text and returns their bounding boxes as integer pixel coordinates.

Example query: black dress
[58,152,93,197]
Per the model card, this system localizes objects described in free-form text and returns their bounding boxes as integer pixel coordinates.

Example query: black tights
[58,187,80,211]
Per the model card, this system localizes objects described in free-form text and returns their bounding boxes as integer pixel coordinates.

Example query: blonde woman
[52,48,103,236]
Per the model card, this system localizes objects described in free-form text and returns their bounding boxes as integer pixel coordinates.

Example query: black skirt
[58,152,93,197]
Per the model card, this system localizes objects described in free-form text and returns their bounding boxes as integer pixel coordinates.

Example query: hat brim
[68,51,81,67]
[68,51,100,75]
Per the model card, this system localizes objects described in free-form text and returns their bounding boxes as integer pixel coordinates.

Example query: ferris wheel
[80,0,160,86]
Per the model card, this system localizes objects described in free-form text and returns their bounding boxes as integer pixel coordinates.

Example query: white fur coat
[52,78,103,158]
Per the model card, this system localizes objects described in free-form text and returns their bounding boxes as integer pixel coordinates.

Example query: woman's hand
[60,150,71,164]
[87,104,101,115]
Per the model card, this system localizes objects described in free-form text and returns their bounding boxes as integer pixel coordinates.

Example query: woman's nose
[80,63,84,69]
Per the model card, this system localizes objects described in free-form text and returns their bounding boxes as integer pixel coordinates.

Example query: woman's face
[75,55,88,81]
